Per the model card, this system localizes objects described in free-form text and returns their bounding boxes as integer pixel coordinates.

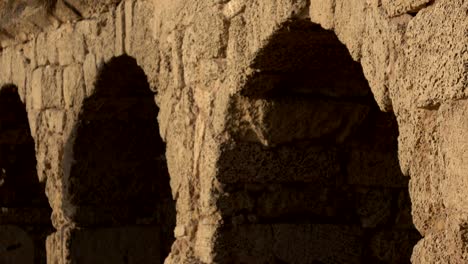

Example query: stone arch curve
[214,18,421,263]
[0,84,53,264]
[307,1,468,262]
[62,55,176,263]
[140,1,465,262]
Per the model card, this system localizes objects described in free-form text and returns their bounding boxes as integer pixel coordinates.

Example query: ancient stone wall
[210,19,420,263]
[0,1,172,262]
[0,83,52,263]
[0,0,466,263]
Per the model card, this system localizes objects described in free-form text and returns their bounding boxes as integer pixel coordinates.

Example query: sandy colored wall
[0,0,466,263]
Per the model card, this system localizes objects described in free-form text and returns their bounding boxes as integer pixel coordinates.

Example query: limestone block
[333,0,366,60]
[0,225,34,264]
[35,33,48,66]
[131,0,159,87]
[115,1,125,56]
[11,51,26,101]
[91,12,116,64]
[46,30,60,65]
[124,0,133,54]
[399,0,468,107]
[75,20,99,37]
[83,53,97,96]
[63,65,85,108]
[56,25,80,66]
[46,226,72,264]
[21,40,36,69]
[360,7,402,111]
[195,59,226,90]
[36,132,64,186]
[76,21,100,63]
[182,12,228,86]
[72,34,87,64]
[26,110,40,141]
[41,66,64,109]
[41,109,66,134]
[382,0,433,16]
[439,101,468,212]
[194,222,217,263]
[0,47,12,83]
[168,30,185,90]
[309,0,334,29]
[226,15,247,69]
[403,109,445,234]
[47,226,163,264]
[30,68,43,110]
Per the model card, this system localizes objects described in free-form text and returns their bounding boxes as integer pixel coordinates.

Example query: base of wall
[46,226,165,264]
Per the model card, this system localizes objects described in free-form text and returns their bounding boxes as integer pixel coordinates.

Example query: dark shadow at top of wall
[245,20,370,101]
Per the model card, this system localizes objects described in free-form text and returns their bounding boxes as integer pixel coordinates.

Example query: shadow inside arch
[0,84,53,264]
[215,20,421,263]
[67,55,175,263]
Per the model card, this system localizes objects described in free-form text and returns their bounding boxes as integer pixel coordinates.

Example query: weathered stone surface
[62,64,84,108]
[82,53,97,96]
[440,101,468,212]
[382,0,434,17]
[0,0,464,263]
[0,48,12,83]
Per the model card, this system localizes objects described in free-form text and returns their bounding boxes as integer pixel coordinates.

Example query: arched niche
[0,84,53,264]
[215,20,421,263]
[66,55,175,263]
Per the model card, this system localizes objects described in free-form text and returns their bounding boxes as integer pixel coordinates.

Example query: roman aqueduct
[0,0,466,263]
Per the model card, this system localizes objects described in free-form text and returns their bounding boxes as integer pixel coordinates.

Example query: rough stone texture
[0,0,465,263]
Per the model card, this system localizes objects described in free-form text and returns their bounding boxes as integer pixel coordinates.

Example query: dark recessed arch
[67,55,175,263]
[0,84,53,264]
[216,20,421,263]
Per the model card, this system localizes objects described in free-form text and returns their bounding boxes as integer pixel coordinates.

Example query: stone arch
[65,55,175,263]
[0,84,53,264]
[215,19,421,263]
